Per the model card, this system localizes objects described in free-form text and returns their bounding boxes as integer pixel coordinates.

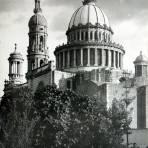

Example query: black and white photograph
[0,0,148,147]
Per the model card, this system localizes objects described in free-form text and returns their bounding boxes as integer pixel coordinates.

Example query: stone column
[68,50,70,68]
[63,51,65,68]
[9,63,11,74]
[108,49,111,67]
[121,54,123,69]
[17,62,19,74]
[14,61,17,74]
[81,48,83,66]
[56,55,57,69]
[88,30,90,41]
[11,62,13,74]
[87,48,90,66]
[79,30,81,41]
[95,48,98,66]
[116,52,119,69]
[84,32,86,41]
[13,62,15,74]
[114,51,116,68]
[102,49,105,67]
[92,31,94,41]
[59,53,61,69]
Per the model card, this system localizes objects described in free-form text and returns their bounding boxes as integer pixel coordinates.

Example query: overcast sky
[0,0,148,96]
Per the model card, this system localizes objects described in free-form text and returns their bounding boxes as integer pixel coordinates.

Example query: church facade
[3,0,148,147]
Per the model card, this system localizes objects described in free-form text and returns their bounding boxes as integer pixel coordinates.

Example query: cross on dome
[83,0,97,5]
[14,43,17,52]
[34,0,42,14]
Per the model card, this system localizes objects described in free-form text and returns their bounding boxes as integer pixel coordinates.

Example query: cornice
[66,23,114,35]
[54,41,125,54]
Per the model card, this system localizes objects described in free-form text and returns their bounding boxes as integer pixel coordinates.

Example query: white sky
[0,0,148,96]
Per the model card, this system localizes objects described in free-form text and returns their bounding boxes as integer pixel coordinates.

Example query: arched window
[32,60,35,70]
[40,36,43,44]
[17,61,20,74]
[40,59,44,67]
[103,32,106,42]
[90,48,95,65]
[99,32,101,41]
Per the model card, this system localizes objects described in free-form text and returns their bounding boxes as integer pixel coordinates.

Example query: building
[3,0,148,147]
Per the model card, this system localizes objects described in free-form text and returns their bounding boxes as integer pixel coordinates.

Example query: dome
[134,51,148,64]
[68,0,110,29]
[29,13,47,27]
[9,44,24,61]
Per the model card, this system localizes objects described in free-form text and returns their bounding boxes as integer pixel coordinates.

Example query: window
[70,50,74,67]
[32,60,35,70]
[83,48,88,66]
[136,65,142,77]
[40,60,44,67]
[17,61,20,74]
[116,51,118,68]
[105,50,108,66]
[111,50,114,67]
[74,33,76,40]
[90,48,95,65]
[95,31,98,40]
[98,49,102,66]
[90,31,93,40]
[85,31,88,41]
[76,49,81,66]
[67,80,71,89]
[81,32,84,40]
[60,53,63,68]
[119,53,121,68]
[99,32,101,40]
[77,32,80,40]
[65,51,68,68]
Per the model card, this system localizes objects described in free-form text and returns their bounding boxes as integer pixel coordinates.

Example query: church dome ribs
[29,14,48,27]
[68,1,110,31]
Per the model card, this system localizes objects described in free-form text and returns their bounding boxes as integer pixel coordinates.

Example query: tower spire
[14,43,17,52]
[83,0,96,5]
[34,0,42,14]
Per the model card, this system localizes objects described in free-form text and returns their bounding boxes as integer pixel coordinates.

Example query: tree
[31,85,131,148]
[0,87,34,148]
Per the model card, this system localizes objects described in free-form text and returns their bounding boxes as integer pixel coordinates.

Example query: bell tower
[134,51,148,77]
[26,0,49,79]
[8,43,24,84]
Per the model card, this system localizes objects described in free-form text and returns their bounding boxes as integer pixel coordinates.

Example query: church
[3,0,148,147]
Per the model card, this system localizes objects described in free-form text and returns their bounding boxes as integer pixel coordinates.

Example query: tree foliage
[31,85,131,148]
[0,87,33,148]
[0,85,132,148]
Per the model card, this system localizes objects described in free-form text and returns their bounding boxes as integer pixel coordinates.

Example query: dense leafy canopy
[0,85,132,148]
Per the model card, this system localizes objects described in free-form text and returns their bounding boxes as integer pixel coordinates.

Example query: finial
[14,43,17,52]
[83,0,96,5]
[34,0,42,14]
[140,51,142,56]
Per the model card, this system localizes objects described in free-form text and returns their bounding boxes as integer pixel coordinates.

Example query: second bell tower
[26,0,49,79]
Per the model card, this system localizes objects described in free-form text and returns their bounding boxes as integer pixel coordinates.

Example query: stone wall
[137,85,148,129]
[123,129,148,148]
